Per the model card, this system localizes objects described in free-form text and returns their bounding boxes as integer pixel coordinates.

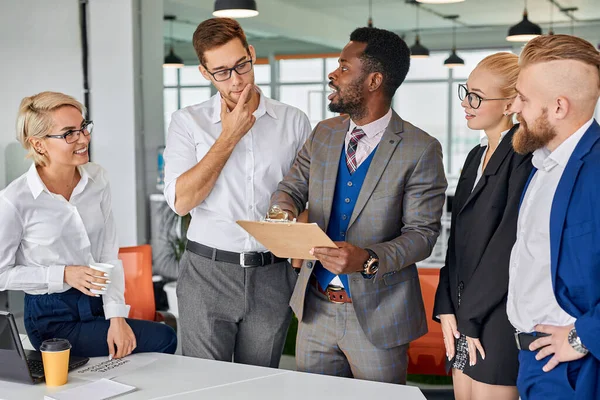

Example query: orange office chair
[407,267,449,376]
[118,245,177,332]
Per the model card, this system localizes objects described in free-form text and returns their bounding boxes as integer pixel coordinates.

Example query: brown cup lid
[40,338,71,352]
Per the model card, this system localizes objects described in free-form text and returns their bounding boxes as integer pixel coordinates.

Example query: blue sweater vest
[313,145,377,297]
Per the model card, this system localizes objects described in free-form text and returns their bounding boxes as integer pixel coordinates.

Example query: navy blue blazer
[520,119,600,398]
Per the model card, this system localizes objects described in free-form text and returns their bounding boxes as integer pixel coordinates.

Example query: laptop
[0,311,89,384]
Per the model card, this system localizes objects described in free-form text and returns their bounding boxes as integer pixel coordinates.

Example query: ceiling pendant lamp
[444,15,464,68]
[417,0,464,4]
[213,0,259,18]
[163,15,184,68]
[367,0,373,27]
[410,3,430,58]
[506,0,542,42]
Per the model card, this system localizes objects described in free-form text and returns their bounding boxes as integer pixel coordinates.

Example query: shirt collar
[348,108,393,138]
[26,163,45,199]
[532,117,594,172]
[26,164,91,199]
[211,87,276,124]
[479,128,510,147]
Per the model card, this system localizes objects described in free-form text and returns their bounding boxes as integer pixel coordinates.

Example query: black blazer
[433,125,533,338]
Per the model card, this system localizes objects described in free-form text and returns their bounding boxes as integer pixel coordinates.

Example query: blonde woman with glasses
[433,53,533,399]
[0,91,177,359]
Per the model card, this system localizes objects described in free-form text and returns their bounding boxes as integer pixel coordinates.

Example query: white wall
[88,0,140,246]
[0,0,83,189]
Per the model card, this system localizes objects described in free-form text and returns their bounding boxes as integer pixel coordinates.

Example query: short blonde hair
[16,91,86,166]
[476,52,520,98]
[520,34,600,87]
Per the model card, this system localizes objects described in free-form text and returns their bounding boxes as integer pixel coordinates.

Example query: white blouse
[0,163,129,319]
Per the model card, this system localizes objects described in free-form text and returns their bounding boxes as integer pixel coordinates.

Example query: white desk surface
[1,352,426,400]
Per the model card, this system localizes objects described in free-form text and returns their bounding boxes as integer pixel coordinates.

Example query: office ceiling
[164,0,600,61]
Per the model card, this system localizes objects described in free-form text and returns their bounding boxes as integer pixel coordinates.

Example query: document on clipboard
[236,219,337,260]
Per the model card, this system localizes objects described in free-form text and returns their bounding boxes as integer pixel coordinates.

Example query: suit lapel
[322,117,350,231]
[458,126,517,215]
[550,120,600,287]
[348,111,403,228]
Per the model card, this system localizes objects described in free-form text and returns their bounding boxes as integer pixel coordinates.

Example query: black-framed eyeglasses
[202,59,253,82]
[458,84,514,109]
[46,120,94,144]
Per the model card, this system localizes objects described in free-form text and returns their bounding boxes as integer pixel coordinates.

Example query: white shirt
[472,129,509,191]
[0,163,130,319]
[164,91,311,253]
[507,118,593,332]
[346,108,392,168]
[330,109,391,287]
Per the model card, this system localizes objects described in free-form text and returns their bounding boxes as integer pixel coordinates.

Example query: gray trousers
[296,284,409,383]
[177,249,297,367]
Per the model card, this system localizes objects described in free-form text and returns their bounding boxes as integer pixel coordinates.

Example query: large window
[163,66,212,135]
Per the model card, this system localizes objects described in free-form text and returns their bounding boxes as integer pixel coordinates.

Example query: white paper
[73,353,157,381]
[44,378,136,400]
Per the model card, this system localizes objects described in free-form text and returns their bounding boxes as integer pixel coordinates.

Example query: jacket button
[306,261,313,269]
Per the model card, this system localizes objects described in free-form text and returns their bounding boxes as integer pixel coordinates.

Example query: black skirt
[447,298,519,386]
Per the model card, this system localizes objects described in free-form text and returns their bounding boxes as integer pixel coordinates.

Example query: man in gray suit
[269,27,447,383]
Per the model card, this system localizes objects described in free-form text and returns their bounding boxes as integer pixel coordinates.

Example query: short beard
[513,108,557,155]
[328,75,367,121]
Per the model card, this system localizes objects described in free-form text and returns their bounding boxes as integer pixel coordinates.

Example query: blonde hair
[16,91,86,167]
[520,34,600,87]
[475,52,520,98]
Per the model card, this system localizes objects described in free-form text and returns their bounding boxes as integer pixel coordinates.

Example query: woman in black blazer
[433,53,533,400]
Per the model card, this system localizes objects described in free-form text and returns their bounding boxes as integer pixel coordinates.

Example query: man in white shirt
[507,34,600,399]
[163,18,311,367]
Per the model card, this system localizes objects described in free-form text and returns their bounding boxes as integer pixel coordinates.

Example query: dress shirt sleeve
[295,112,312,156]
[0,196,65,293]
[368,139,448,282]
[270,122,317,217]
[97,173,130,319]
[163,111,198,215]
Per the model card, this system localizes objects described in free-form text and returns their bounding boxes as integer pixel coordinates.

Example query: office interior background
[1,0,599,373]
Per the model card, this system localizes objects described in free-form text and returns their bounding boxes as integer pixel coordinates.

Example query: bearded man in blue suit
[506,34,600,400]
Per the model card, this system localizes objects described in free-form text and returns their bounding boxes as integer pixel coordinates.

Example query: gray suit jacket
[271,110,447,349]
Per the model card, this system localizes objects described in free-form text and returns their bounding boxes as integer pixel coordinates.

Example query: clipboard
[237,220,337,260]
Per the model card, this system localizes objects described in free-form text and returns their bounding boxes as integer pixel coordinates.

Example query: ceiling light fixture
[507,0,542,42]
[410,2,430,58]
[163,15,184,68]
[213,0,259,18]
[444,15,464,68]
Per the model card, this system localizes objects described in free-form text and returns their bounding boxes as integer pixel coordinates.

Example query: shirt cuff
[103,303,131,319]
[47,265,66,293]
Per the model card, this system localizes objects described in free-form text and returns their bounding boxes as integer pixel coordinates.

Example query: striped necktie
[346,127,366,174]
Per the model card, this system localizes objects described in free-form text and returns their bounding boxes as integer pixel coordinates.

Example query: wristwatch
[361,249,379,279]
[568,327,589,355]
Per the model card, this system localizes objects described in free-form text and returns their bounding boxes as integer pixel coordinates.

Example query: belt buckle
[326,286,345,304]
[514,332,522,350]
[239,252,246,267]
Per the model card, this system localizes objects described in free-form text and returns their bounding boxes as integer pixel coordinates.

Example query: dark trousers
[24,289,177,357]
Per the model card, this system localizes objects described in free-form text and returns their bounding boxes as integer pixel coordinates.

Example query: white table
[0,352,426,400]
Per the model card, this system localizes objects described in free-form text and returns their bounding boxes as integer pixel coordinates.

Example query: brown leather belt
[310,275,352,304]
